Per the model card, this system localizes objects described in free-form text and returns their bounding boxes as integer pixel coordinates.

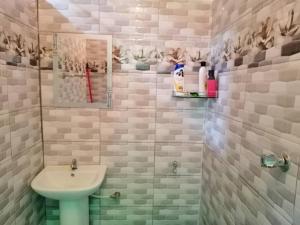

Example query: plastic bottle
[173,64,185,93]
[198,61,207,95]
[207,69,217,97]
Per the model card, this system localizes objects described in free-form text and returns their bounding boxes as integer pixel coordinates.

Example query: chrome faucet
[71,159,78,171]
[261,153,290,172]
[171,161,178,174]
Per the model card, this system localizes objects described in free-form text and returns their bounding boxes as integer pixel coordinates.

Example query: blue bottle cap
[175,64,184,70]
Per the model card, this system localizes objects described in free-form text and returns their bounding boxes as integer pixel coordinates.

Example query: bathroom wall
[202,0,300,224]
[0,1,45,225]
[38,0,212,225]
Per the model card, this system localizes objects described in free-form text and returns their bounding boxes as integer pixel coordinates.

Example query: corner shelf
[172,91,217,99]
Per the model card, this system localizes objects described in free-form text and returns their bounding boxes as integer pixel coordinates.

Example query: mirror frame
[52,33,112,108]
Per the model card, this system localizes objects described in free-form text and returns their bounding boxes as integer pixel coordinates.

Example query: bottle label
[174,66,184,92]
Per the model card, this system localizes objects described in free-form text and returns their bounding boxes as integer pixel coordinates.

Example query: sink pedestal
[59,197,89,225]
[31,165,107,225]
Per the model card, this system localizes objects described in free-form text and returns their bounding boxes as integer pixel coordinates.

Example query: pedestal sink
[31,165,107,225]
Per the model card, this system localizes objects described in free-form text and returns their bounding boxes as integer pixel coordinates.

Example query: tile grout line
[152,71,158,225]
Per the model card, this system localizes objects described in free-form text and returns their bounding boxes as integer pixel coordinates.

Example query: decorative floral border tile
[0,14,38,68]
[210,1,300,72]
[112,36,210,73]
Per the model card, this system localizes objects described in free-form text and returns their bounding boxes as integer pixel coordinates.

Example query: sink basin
[31,165,107,200]
[31,164,107,225]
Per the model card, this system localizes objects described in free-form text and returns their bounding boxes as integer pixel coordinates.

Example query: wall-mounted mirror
[53,33,112,108]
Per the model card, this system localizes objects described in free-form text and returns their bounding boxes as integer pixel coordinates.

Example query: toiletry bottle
[198,61,207,96]
[207,69,217,97]
[173,64,185,93]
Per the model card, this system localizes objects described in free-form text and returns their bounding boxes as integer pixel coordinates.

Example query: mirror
[53,33,112,108]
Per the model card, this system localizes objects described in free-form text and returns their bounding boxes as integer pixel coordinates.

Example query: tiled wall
[0,1,45,225]
[4,1,300,225]
[38,0,211,224]
[202,0,300,225]
[42,72,206,225]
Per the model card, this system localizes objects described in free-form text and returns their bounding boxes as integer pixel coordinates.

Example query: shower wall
[0,1,44,225]
[202,0,300,225]
[38,0,212,224]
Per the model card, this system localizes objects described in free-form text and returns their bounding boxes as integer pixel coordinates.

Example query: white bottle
[198,61,207,95]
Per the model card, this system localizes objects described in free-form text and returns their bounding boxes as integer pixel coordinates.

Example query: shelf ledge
[172,91,217,98]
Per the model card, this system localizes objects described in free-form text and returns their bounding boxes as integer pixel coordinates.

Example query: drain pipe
[91,192,121,199]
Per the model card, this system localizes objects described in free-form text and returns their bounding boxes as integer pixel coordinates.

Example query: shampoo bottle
[173,64,185,93]
[207,69,217,97]
[198,61,207,95]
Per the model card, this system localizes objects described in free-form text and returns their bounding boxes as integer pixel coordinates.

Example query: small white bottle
[198,61,207,96]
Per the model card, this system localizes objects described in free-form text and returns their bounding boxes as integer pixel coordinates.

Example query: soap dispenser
[198,61,207,96]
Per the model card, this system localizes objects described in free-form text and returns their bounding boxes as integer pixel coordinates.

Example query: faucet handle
[171,161,179,174]
[261,153,290,172]
[71,158,78,170]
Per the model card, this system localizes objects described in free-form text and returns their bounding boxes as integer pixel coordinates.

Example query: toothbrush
[85,63,93,103]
